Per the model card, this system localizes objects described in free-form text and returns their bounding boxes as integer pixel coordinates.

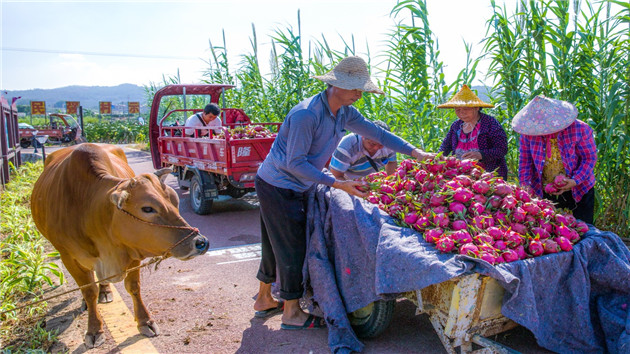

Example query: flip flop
[254,302,284,318]
[280,314,326,330]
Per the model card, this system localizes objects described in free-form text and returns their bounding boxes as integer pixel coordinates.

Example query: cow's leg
[62,255,105,348]
[98,283,114,303]
[124,263,160,337]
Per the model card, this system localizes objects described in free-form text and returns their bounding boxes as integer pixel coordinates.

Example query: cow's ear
[111,190,130,209]
[154,167,172,183]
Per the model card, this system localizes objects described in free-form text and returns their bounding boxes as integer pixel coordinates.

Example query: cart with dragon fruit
[346,155,590,353]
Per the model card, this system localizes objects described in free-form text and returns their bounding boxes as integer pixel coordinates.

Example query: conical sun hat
[312,56,384,95]
[437,85,494,108]
[511,95,578,136]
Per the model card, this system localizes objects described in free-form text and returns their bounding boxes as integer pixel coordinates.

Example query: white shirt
[184,113,222,136]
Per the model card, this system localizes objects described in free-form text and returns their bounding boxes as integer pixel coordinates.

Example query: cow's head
[110,168,209,260]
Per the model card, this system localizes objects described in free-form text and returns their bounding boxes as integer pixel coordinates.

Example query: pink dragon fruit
[539,221,554,233]
[444,156,459,169]
[522,202,541,215]
[503,249,519,263]
[380,184,394,194]
[403,180,418,192]
[404,213,419,225]
[494,211,508,225]
[367,195,380,204]
[469,202,486,216]
[436,236,455,252]
[452,230,473,244]
[543,239,559,254]
[567,229,580,243]
[510,223,528,235]
[430,193,447,206]
[444,180,461,190]
[449,202,466,215]
[453,187,474,203]
[414,170,428,183]
[433,206,448,214]
[494,240,507,251]
[515,245,528,260]
[495,255,506,264]
[473,194,488,205]
[505,231,525,247]
[501,195,518,210]
[556,237,573,252]
[532,227,551,239]
[514,188,531,203]
[528,240,544,256]
[459,243,480,257]
[433,213,450,228]
[422,181,436,193]
[454,175,473,187]
[575,221,589,234]
[544,183,559,194]
[452,220,468,231]
[565,214,577,227]
[459,159,475,173]
[555,214,569,226]
[424,228,443,243]
[472,214,495,229]
[542,208,555,218]
[400,159,415,172]
[487,227,505,240]
[472,180,490,195]
[555,224,573,239]
[415,216,432,230]
[554,175,568,187]
[494,183,513,197]
[487,195,502,209]
[480,252,496,264]
[381,194,394,205]
[480,172,495,181]
[512,207,527,222]
[474,233,493,245]
[470,168,483,179]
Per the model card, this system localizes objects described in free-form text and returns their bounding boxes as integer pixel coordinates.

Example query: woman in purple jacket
[438,85,508,179]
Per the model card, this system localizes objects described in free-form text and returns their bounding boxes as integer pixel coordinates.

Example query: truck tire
[348,299,396,339]
[190,174,213,215]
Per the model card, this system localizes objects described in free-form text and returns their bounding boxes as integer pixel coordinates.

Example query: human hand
[411,148,435,161]
[332,179,368,198]
[552,177,576,195]
[462,151,482,161]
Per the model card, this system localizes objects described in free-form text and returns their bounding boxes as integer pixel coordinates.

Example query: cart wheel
[20,140,31,148]
[348,300,396,339]
[190,175,213,215]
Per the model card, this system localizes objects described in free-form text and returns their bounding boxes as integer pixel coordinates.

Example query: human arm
[330,168,346,180]
[478,115,508,162]
[569,122,597,188]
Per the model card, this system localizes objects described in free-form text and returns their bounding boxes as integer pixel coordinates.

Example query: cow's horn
[155,167,173,182]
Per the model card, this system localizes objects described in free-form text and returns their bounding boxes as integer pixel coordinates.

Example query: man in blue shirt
[329,120,398,180]
[253,56,433,329]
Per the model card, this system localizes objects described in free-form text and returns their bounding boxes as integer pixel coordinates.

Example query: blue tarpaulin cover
[304,185,630,354]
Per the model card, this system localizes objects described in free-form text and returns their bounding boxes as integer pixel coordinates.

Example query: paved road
[32,145,551,353]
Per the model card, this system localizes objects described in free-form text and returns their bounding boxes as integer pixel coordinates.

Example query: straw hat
[511,95,578,136]
[312,56,384,95]
[437,85,494,109]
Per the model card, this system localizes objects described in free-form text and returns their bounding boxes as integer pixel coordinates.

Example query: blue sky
[1,0,513,91]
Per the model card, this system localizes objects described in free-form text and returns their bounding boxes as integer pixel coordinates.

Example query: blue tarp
[304,185,630,354]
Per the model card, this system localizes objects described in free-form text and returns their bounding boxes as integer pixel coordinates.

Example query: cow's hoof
[98,290,113,303]
[138,320,160,337]
[84,331,105,348]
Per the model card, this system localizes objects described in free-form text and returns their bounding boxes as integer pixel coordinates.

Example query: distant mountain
[4,84,148,114]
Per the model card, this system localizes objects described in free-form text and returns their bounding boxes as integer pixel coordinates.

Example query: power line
[1,47,201,60]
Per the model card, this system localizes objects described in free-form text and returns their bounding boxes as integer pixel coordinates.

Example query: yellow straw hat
[437,85,494,109]
[312,56,384,95]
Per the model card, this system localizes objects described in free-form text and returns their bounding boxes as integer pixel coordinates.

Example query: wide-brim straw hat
[437,84,494,108]
[512,95,578,136]
[312,56,384,95]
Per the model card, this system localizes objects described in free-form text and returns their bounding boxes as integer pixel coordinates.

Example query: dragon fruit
[512,207,527,223]
[532,227,551,239]
[543,239,559,254]
[503,249,519,263]
[415,216,432,230]
[522,202,541,215]
[452,220,468,231]
[515,245,528,260]
[453,187,474,203]
[528,240,544,256]
[494,240,507,251]
[544,183,559,194]
[469,202,486,215]
[430,194,447,206]
[487,227,505,241]
[433,213,450,228]
[505,231,525,247]
[473,194,488,205]
[472,180,490,195]
[459,243,480,257]
[494,183,513,197]
[480,252,497,265]
[501,195,518,210]
[487,195,503,209]
[575,221,589,234]
[556,237,573,252]
[436,236,455,252]
[452,230,473,244]
[424,228,443,243]
[514,188,531,203]
[404,213,419,225]
[414,170,428,183]
[510,223,528,235]
[449,202,466,215]
[473,233,493,244]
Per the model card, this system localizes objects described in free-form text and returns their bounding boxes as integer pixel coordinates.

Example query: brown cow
[31,143,209,348]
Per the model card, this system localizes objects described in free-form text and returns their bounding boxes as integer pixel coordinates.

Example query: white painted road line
[206,244,261,264]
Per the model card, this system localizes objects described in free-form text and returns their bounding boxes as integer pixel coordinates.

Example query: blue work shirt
[257,89,415,192]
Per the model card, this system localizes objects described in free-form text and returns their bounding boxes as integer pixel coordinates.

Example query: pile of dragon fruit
[362,156,589,265]
[215,125,277,139]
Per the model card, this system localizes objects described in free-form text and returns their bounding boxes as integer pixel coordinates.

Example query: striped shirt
[257,90,415,192]
[330,134,397,179]
[518,120,597,202]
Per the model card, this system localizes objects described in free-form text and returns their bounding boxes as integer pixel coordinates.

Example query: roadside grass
[0,162,63,352]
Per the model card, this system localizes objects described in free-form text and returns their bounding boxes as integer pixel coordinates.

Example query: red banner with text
[66,101,80,115]
[31,101,46,115]
[99,101,112,114]
[128,101,140,114]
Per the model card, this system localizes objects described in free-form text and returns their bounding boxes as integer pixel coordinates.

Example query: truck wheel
[190,174,213,215]
[348,300,396,339]
[20,140,31,148]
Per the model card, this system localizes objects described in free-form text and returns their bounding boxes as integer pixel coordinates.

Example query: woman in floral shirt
[438,85,508,179]
[512,96,597,223]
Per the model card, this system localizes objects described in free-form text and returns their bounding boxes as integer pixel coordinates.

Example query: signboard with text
[128,101,140,114]
[99,101,112,114]
[31,101,46,115]
[66,101,80,115]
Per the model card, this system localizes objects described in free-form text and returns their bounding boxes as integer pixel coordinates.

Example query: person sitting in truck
[329,120,398,180]
[184,103,222,137]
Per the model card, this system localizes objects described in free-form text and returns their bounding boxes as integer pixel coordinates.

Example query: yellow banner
[128,101,140,114]
[99,101,112,114]
[31,101,46,115]
[66,101,80,115]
